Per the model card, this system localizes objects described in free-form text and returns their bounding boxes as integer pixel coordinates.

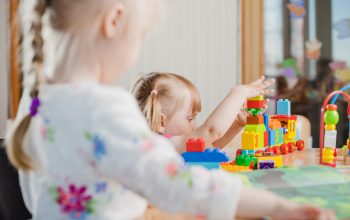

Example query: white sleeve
[92,94,242,220]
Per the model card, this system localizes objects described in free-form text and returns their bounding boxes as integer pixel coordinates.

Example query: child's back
[24,84,148,219]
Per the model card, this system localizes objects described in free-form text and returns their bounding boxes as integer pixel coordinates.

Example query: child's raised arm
[171,76,274,152]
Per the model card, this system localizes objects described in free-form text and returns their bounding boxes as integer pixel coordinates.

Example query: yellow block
[258,155,283,168]
[221,163,252,172]
[285,120,296,141]
[249,95,264,101]
[242,131,260,150]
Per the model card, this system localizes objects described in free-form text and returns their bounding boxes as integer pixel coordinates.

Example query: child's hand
[272,203,336,220]
[236,99,270,126]
[239,76,275,99]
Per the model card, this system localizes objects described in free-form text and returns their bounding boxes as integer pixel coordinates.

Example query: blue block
[181,148,229,162]
[186,162,220,169]
[263,114,269,128]
[277,99,291,116]
[268,129,284,146]
[241,149,255,155]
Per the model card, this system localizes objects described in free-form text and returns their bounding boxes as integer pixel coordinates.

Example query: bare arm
[212,119,244,149]
[236,186,335,220]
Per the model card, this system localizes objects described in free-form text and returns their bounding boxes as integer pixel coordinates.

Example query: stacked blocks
[276,99,291,116]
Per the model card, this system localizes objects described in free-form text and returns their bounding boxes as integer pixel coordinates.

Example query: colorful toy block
[277,99,291,116]
[182,148,229,163]
[258,155,283,168]
[220,162,252,172]
[247,115,264,124]
[242,131,258,150]
[247,100,264,109]
[235,154,258,168]
[186,138,205,152]
[258,160,275,169]
[285,120,297,141]
[242,124,266,150]
[324,130,337,148]
[249,95,264,101]
[241,149,256,155]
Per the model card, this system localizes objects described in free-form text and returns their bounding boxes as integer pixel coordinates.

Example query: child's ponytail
[6,0,47,171]
[144,89,163,133]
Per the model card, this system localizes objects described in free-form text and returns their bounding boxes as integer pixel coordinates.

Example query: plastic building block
[263,114,269,128]
[268,128,284,146]
[220,162,252,172]
[247,100,264,109]
[272,115,297,121]
[258,160,275,169]
[182,148,229,162]
[269,118,282,130]
[277,99,291,116]
[243,124,266,150]
[324,130,337,148]
[235,154,257,167]
[241,149,255,155]
[249,95,264,101]
[285,120,297,141]
[264,131,268,147]
[186,138,205,152]
[186,162,220,170]
[242,131,258,150]
[247,115,264,124]
[258,155,283,168]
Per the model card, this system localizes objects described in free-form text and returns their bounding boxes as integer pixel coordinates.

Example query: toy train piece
[236,96,305,158]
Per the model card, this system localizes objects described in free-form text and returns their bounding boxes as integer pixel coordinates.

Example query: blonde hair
[132,72,201,134]
[6,0,163,171]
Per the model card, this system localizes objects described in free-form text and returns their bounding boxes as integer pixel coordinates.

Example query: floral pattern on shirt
[49,184,96,220]
[85,132,106,161]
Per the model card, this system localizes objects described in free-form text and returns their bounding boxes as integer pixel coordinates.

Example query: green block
[236,154,258,167]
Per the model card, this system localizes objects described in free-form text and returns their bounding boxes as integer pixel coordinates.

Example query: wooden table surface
[144,148,350,220]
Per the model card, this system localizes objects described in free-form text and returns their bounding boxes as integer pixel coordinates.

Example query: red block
[264,131,268,147]
[247,100,264,109]
[186,138,205,152]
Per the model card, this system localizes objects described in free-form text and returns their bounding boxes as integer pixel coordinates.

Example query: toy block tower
[247,95,264,116]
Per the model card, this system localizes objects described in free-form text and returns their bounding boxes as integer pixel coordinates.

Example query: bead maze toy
[182,96,304,172]
[319,84,350,167]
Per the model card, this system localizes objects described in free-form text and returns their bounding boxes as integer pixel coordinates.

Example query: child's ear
[101,3,125,39]
[160,114,166,132]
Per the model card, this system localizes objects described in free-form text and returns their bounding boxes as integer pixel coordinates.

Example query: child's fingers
[260,89,274,95]
[261,78,275,88]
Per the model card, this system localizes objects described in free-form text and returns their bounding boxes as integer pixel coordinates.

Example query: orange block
[247,115,264,124]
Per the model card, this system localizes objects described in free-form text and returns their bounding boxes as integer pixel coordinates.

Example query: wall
[118,0,241,123]
[0,0,9,139]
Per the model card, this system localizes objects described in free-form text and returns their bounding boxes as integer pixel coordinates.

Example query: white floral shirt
[17,83,241,220]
